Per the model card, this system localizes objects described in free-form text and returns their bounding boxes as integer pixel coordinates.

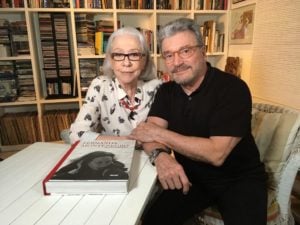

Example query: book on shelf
[137,27,154,53]
[203,0,226,10]
[79,58,102,96]
[27,0,69,8]
[43,139,136,195]
[0,19,13,57]
[0,112,41,145]
[156,0,190,10]
[16,60,36,101]
[94,19,115,54]
[42,109,77,141]
[1,0,24,7]
[10,20,29,56]
[95,30,103,55]
[75,14,96,55]
[203,20,216,53]
[0,61,17,102]
[38,13,75,98]
[74,0,112,8]
[201,20,224,53]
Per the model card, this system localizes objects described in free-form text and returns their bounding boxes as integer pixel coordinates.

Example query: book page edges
[42,141,80,195]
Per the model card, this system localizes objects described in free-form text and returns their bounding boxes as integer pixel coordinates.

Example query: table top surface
[0,142,157,225]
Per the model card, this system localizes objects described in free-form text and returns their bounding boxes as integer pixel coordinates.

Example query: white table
[0,142,157,225]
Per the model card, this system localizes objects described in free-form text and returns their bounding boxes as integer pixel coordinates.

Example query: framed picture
[229,4,255,44]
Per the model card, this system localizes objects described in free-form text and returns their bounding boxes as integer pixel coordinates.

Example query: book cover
[43,139,136,195]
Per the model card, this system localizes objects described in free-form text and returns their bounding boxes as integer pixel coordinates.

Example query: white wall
[228,44,253,84]
[228,0,300,110]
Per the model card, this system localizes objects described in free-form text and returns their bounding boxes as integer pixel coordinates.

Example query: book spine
[42,141,80,195]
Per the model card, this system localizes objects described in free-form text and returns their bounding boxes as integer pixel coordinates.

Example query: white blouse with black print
[69,75,162,144]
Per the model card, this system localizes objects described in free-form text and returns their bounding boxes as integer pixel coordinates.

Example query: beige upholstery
[199,103,300,225]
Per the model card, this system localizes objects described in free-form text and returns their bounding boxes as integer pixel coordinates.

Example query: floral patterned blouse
[69,75,162,144]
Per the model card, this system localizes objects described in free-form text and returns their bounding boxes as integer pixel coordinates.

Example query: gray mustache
[171,65,190,73]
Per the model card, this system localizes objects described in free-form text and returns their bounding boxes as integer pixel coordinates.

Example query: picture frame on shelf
[229,4,255,44]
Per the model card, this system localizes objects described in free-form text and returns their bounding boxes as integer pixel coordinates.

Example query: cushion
[251,109,300,188]
[201,105,300,224]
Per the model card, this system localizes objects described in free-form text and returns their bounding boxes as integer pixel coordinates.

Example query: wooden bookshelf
[0,0,229,149]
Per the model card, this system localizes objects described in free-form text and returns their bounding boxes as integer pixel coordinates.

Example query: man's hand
[130,121,161,143]
[155,153,191,195]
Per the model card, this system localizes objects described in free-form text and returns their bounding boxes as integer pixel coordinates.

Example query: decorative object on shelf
[230,3,255,44]
[232,0,246,4]
[225,56,241,78]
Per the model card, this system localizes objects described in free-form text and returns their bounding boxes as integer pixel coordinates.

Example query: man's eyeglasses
[162,45,202,63]
[111,52,145,61]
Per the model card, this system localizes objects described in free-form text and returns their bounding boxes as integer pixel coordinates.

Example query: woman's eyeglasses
[162,45,202,63]
[111,52,145,61]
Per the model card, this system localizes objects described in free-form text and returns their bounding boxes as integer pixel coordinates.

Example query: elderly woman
[69,27,161,144]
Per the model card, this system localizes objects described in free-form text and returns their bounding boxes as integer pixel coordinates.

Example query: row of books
[28,0,70,8]
[116,0,153,9]
[28,0,153,8]
[38,13,75,98]
[0,19,29,57]
[79,58,103,96]
[157,0,227,10]
[95,19,114,55]
[0,112,41,145]
[156,20,225,54]
[0,110,78,145]
[42,109,78,142]
[16,60,36,101]
[201,20,225,53]
[0,60,35,103]
[0,0,24,7]
[157,0,191,10]
[76,16,117,55]
[74,0,112,8]
[76,15,154,56]
[0,61,17,102]
[195,0,227,10]
[76,0,153,9]
[29,0,150,8]
[25,0,227,9]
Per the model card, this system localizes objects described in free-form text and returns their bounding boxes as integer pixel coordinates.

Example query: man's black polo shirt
[148,63,265,184]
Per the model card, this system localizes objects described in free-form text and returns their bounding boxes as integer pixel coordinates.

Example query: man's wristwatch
[149,148,171,166]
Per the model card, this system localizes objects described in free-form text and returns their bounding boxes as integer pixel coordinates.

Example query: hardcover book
[43,139,136,195]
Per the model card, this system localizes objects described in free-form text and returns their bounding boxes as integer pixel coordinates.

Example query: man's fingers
[160,179,169,190]
[179,174,191,194]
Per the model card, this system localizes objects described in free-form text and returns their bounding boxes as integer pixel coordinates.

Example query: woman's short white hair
[102,27,156,81]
